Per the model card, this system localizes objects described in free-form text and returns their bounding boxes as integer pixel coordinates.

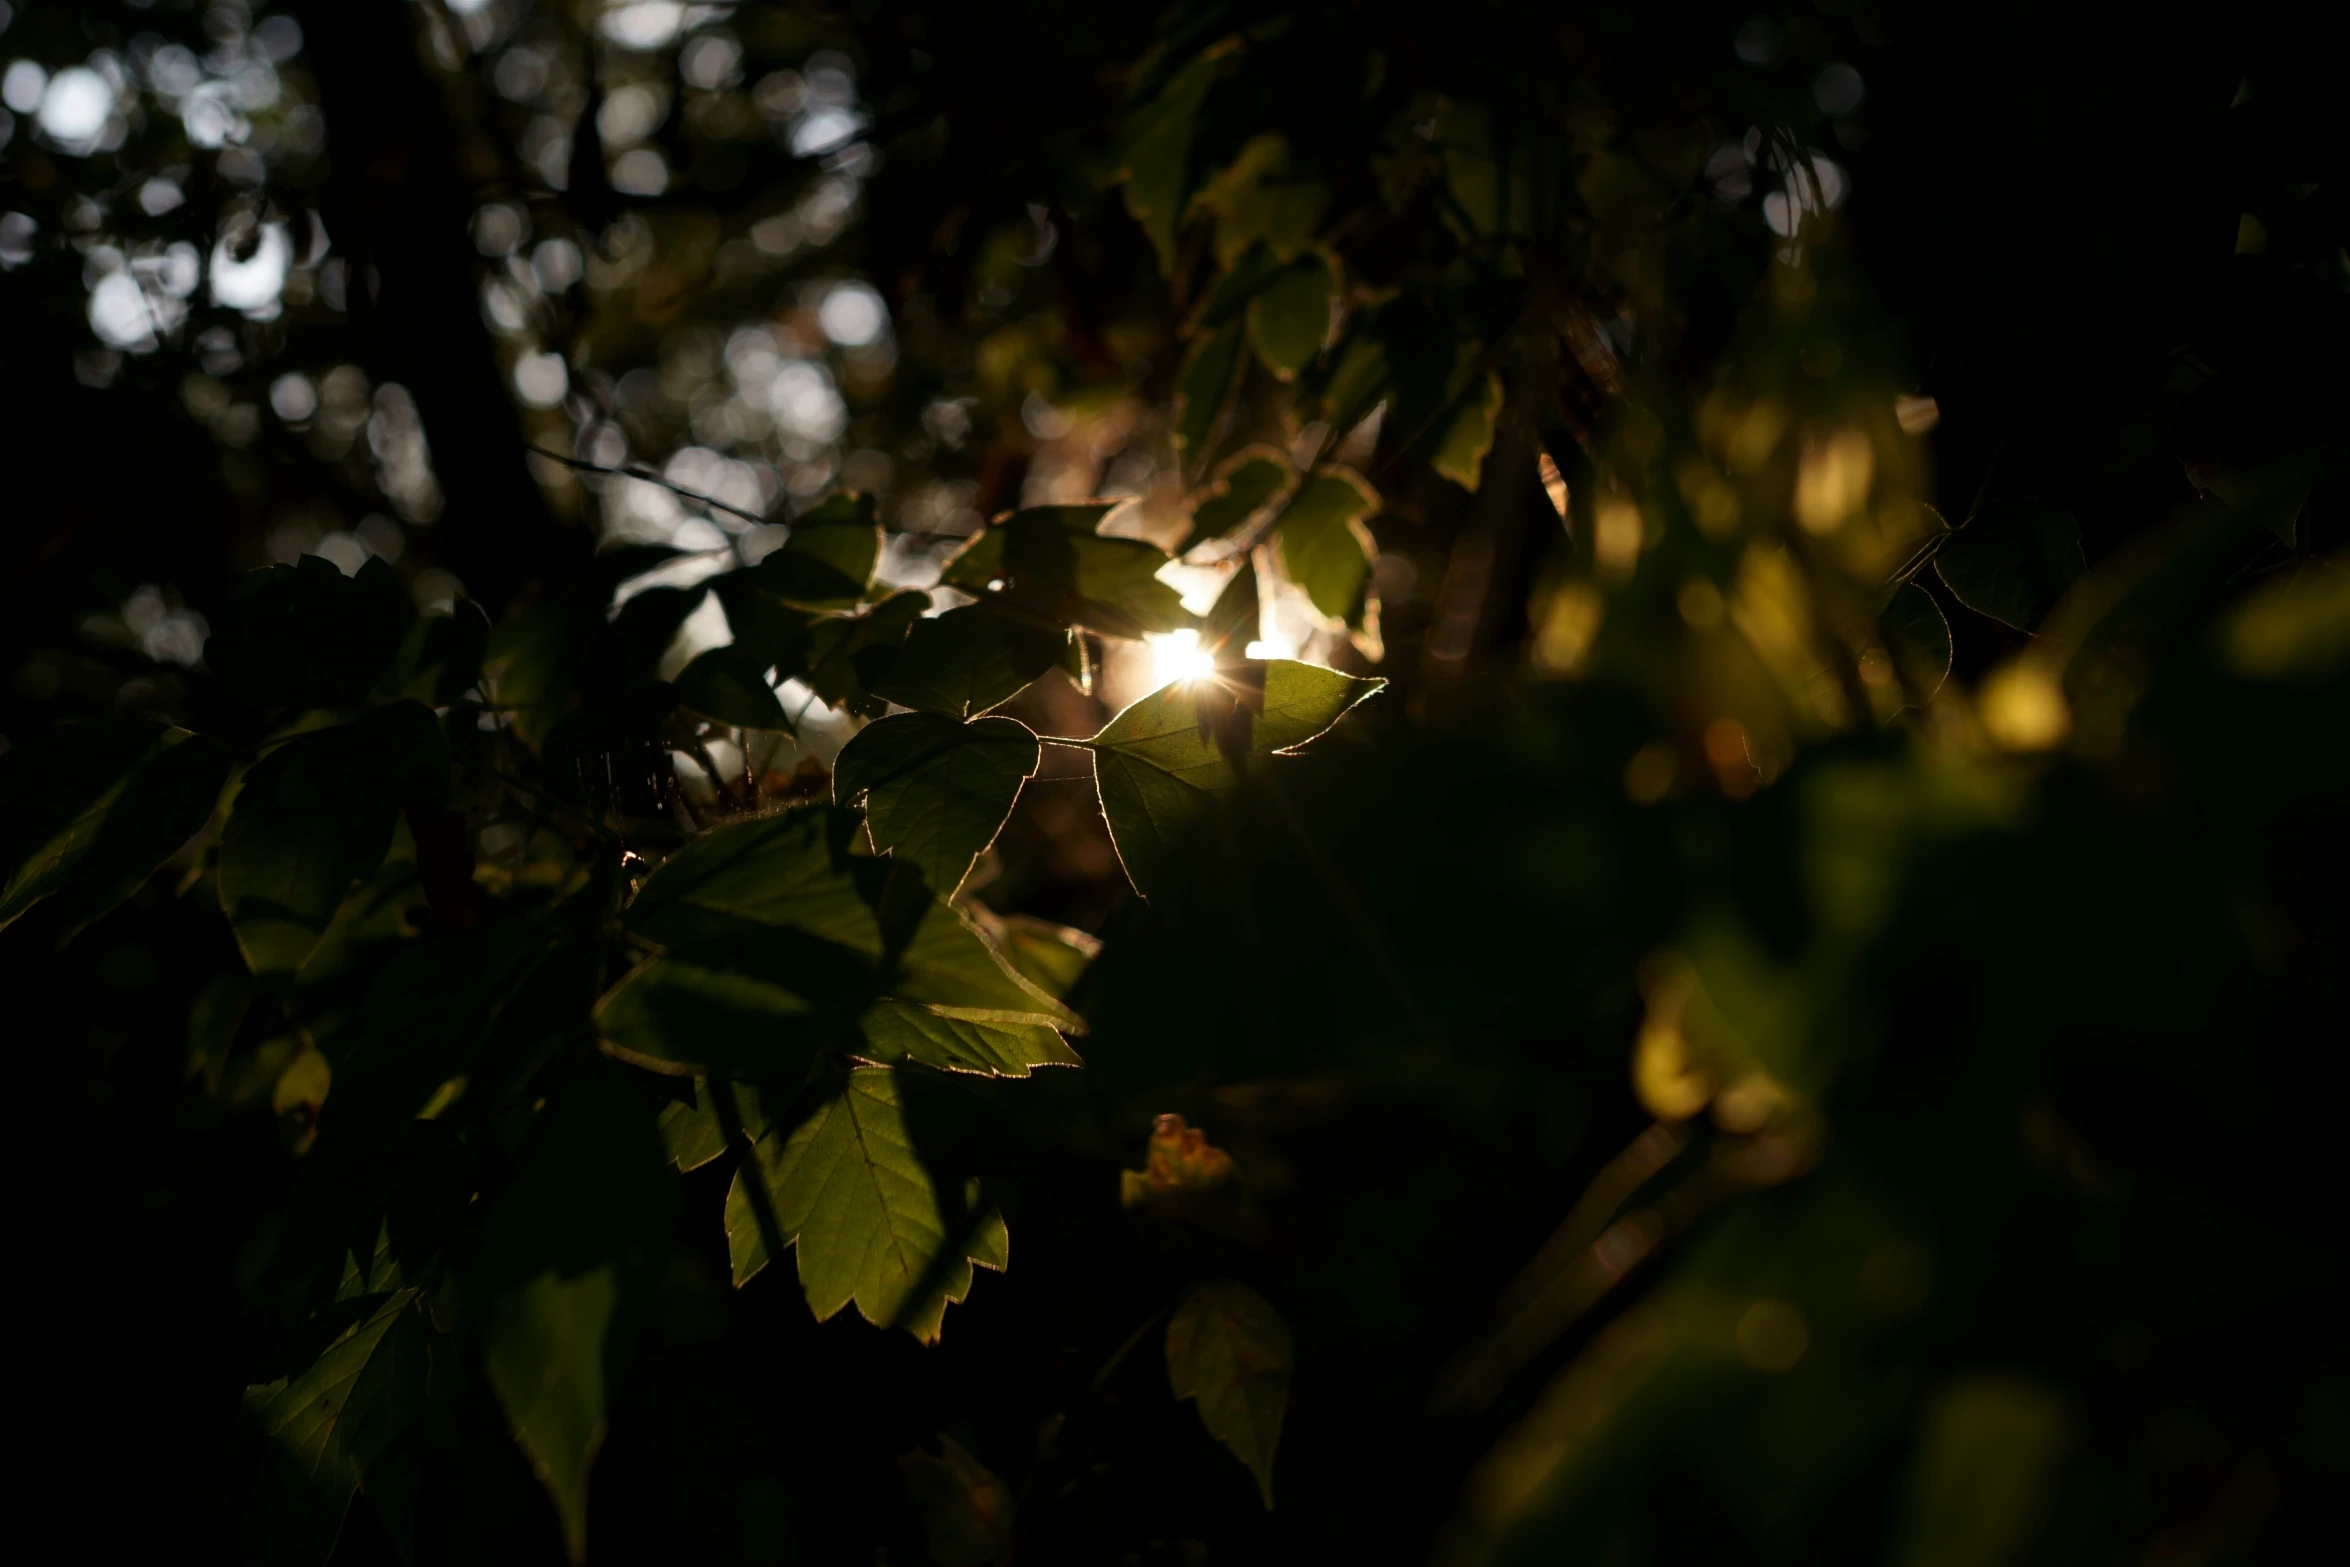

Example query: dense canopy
[2,1,2343,1563]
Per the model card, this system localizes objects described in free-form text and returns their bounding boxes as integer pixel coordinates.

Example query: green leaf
[804,590,931,716]
[1091,660,1384,897]
[1117,49,1219,273]
[485,1267,618,1566]
[1272,469,1379,627]
[940,506,1190,640]
[206,554,414,710]
[1175,317,1248,466]
[1881,582,1953,700]
[1166,1279,1293,1508]
[899,1434,1016,1567]
[1432,369,1503,491]
[758,491,882,610]
[726,1065,1009,1341]
[477,1066,677,1564]
[673,643,788,728]
[1248,254,1336,379]
[894,898,1079,1026]
[1188,448,1294,545]
[987,914,1100,999]
[595,955,852,1078]
[0,720,231,941]
[1195,134,1328,269]
[625,807,1068,1026]
[1934,498,2087,631]
[220,703,446,978]
[657,1077,768,1173]
[835,713,1041,898]
[861,998,1082,1078]
[867,605,1068,719]
[242,1290,428,1567]
[627,808,883,956]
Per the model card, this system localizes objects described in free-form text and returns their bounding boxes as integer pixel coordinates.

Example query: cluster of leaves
[0,460,1386,1558]
[5,1,2348,1564]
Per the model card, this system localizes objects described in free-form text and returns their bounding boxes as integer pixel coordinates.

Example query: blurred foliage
[2,1,2345,1564]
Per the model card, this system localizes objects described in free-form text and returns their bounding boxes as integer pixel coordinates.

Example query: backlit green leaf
[1272,469,1379,628]
[758,491,882,610]
[1249,254,1336,379]
[987,914,1100,999]
[1091,660,1383,896]
[657,1077,768,1173]
[804,590,931,716]
[940,506,1190,640]
[861,998,1082,1078]
[1166,1279,1292,1507]
[1934,498,2086,631]
[867,604,1067,719]
[726,1065,1009,1341]
[835,713,1040,898]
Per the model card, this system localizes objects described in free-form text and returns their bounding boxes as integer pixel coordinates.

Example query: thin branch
[527,443,774,528]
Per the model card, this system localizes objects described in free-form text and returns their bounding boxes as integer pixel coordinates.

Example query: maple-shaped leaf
[1166,1279,1293,1508]
[1121,1112,1236,1209]
[725,1065,1008,1341]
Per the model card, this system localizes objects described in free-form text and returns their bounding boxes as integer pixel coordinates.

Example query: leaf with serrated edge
[1167,1279,1292,1508]
[836,713,1040,898]
[726,1066,1008,1341]
[1091,661,1383,897]
[866,604,1067,719]
[989,914,1100,999]
[242,1290,426,1567]
[862,998,1081,1077]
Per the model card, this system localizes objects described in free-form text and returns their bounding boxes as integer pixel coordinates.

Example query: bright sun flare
[1147,629,1219,688]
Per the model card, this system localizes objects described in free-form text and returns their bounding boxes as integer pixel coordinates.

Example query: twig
[527,443,774,528]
